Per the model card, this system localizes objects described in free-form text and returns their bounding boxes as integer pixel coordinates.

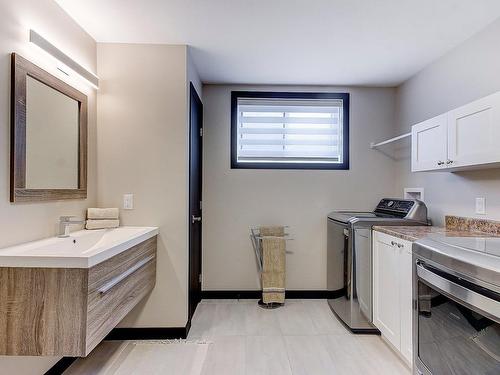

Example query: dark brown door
[189,82,203,321]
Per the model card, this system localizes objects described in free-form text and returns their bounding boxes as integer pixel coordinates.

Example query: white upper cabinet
[411,114,447,171]
[411,91,500,172]
[447,91,500,169]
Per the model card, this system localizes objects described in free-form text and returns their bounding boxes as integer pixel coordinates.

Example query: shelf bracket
[370,132,411,149]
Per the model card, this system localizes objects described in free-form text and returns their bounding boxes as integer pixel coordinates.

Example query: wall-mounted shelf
[370,132,411,149]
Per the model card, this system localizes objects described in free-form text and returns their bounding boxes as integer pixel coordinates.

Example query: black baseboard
[201,290,261,299]
[201,289,344,300]
[44,357,78,375]
[104,325,189,341]
[44,323,191,375]
[285,290,339,299]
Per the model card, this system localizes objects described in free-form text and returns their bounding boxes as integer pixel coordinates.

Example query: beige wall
[202,85,399,291]
[0,0,97,373]
[188,46,202,99]
[96,43,192,328]
[395,18,500,225]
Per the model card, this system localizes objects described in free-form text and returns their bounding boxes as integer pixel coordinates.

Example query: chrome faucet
[58,216,84,238]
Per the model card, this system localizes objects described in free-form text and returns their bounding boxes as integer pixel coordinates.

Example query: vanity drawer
[85,236,157,354]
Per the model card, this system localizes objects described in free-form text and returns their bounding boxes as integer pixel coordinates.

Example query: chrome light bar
[29,29,99,89]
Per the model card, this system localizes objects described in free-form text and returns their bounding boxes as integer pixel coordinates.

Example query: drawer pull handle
[98,255,155,295]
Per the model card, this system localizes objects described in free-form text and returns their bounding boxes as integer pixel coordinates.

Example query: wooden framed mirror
[10,53,87,202]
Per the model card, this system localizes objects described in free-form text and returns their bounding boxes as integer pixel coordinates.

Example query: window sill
[231,162,350,170]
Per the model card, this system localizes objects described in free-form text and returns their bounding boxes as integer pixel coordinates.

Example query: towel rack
[251,226,291,309]
[370,132,411,149]
[250,227,293,273]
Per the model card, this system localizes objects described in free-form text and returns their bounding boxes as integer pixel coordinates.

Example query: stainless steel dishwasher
[413,234,500,375]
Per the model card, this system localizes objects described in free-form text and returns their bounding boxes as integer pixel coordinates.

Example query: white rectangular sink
[0,226,158,268]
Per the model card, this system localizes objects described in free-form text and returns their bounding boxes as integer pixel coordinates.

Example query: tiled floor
[189,299,410,375]
[67,299,411,375]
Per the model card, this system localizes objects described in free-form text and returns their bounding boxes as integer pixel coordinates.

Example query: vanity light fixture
[29,29,99,89]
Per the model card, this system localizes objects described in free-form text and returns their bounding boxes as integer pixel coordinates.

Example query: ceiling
[55,0,500,87]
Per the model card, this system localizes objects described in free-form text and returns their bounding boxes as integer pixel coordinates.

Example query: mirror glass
[25,76,79,189]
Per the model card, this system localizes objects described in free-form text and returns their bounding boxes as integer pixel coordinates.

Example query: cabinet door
[399,239,413,365]
[373,232,401,350]
[411,114,448,172]
[447,91,500,168]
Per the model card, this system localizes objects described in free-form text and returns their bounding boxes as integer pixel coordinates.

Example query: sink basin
[0,226,158,268]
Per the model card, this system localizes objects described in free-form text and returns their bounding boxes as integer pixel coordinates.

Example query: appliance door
[415,261,500,375]
[354,228,372,322]
[327,218,349,294]
[327,218,376,331]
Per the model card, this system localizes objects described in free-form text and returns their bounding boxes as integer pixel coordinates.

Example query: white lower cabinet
[373,231,413,365]
[373,232,400,347]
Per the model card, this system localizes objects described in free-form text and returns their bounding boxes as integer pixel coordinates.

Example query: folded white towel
[87,208,119,220]
[86,219,120,230]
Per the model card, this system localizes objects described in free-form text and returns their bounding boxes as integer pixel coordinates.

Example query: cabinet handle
[390,240,403,248]
[437,161,445,166]
[98,254,155,294]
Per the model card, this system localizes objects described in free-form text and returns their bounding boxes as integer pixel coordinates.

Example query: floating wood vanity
[0,227,158,356]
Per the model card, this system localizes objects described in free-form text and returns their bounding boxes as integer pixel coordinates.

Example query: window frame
[230,91,350,170]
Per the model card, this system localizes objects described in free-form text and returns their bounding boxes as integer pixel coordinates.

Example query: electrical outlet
[475,197,485,215]
[123,194,134,210]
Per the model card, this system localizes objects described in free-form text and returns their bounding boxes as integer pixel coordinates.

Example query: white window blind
[236,98,344,165]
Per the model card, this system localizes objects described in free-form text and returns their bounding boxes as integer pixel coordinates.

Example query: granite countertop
[372,225,496,242]
[374,215,500,242]
[374,226,448,242]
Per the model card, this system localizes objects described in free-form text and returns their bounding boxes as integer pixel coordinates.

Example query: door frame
[188,82,203,323]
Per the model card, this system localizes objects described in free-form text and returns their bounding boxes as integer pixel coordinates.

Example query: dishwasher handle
[416,262,500,321]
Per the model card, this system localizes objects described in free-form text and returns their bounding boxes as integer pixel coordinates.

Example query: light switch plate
[123,194,134,210]
[475,197,485,215]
